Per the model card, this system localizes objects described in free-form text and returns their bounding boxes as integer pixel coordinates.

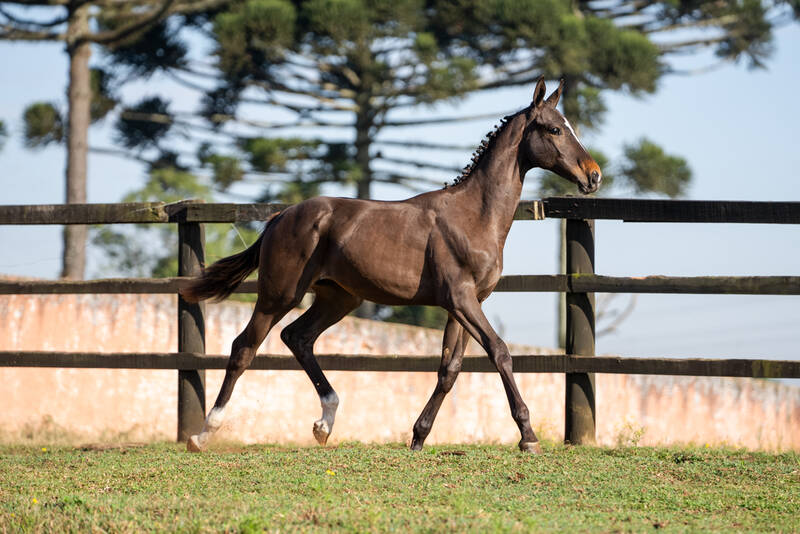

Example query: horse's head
[522,77,602,194]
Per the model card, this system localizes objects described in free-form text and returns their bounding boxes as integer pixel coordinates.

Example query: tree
[92,163,260,280]
[1,0,230,279]
[532,0,797,346]
[99,0,797,213]
[33,0,796,327]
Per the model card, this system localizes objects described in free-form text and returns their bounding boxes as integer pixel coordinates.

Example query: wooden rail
[542,197,800,223]
[2,197,798,445]
[4,198,800,225]
[2,351,798,378]
[3,275,799,295]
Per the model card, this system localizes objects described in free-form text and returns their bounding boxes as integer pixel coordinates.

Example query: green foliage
[315,143,362,185]
[241,137,321,173]
[562,86,607,132]
[305,0,372,43]
[104,20,188,77]
[380,305,449,330]
[260,179,321,204]
[92,167,258,278]
[89,69,118,122]
[536,140,690,200]
[656,0,778,68]
[21,74,114,149]
[22,102,63,148]
[197,145,245,190]
[82,0,793,206]
[1,443,797,532]
[213,0,297,80]
[114,96,172,150]
[584,18,661,93]
[620,138,692,197]
[716,0,774,68]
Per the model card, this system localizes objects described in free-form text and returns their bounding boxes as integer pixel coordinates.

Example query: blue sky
[0,24,798,361]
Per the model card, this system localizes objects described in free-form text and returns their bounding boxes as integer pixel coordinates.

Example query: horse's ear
[532,76,546,108]
[546,78,565,107]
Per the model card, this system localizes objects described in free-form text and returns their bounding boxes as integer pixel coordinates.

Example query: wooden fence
[1,197,799,444]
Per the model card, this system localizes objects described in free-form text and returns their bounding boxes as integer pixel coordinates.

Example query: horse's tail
[179,213,279,303]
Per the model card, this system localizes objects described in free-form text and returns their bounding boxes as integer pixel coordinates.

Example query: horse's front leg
[410,315,468,451]
[449,292,541,453]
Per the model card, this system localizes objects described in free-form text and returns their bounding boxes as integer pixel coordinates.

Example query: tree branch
[375,156,462,173]
[0,5,67,27]
[374,139,474,151]
[0,21,62,40]
[658,36,728,54]
[641,14,740,35]
[0,1,70,5]
[88,0,175,45]
[380,110,517,127]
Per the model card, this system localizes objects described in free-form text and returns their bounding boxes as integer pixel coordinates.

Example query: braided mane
[446,107,529,188]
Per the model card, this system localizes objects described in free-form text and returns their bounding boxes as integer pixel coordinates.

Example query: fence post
[564,218,596,444]
[177,220,206,442]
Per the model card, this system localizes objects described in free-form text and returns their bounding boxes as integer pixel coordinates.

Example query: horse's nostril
[591,170,601,184]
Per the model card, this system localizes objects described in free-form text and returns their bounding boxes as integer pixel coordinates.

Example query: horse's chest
[475,256,503,298]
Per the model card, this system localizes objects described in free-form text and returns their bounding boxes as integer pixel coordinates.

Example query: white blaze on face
[562,116,588,153]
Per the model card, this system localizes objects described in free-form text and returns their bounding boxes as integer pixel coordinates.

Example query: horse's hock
[2,290,799,450]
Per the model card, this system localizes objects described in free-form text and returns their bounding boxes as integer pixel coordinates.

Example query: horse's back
[266,196,438,303]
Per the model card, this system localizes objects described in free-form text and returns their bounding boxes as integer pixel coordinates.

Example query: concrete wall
[2,292,798,450]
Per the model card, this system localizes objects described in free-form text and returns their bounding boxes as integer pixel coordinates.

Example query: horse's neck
[459,114,527,241]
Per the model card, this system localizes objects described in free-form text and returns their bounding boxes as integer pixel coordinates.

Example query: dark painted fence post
[565,218,596,444]
[177,218,206,442]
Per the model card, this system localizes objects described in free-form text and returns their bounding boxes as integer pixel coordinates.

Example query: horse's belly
[322,244,432,304]
[321,221,434,303]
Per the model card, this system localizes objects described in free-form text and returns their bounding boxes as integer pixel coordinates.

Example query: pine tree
[1,0,230,279]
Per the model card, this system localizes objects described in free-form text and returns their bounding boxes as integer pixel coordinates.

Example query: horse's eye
[548,127,561,135]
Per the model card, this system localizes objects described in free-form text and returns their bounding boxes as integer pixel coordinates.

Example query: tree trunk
[62,3,91,279]
[353,103,376,318]
[354,102,373,200]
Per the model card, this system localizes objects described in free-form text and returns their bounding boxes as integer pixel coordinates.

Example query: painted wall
[2,292,798,450]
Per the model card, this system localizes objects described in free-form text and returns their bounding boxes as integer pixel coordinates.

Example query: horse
[180,77,601,453]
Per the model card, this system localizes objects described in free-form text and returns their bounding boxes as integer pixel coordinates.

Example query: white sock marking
[191,406,226,449]
[313,392,339,445]
[320,392,339,427]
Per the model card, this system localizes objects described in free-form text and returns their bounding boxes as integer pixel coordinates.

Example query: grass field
[0,441,797,533]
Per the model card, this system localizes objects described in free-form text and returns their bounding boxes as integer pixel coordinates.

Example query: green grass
[0,442,797,533]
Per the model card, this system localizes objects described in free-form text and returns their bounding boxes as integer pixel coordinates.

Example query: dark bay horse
[181,77,601,453]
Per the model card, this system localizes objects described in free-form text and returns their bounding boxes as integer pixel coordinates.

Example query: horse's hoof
[313,419,330,446]
[410,440,423,451]
[519,441,542,454]
[186,435,204,453]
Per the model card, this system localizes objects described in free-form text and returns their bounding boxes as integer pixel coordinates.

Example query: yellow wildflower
[32,498,38,505]
[325,469,336,476]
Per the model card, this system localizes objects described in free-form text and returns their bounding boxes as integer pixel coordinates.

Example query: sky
[0,23,798,364]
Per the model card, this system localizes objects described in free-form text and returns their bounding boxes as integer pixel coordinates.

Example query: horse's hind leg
[410,315,469,450]
[187,301,289,452]
[280,282,362,445]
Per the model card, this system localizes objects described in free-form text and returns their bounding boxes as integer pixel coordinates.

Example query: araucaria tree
[0,0,228,279]
[106,0,798,205]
